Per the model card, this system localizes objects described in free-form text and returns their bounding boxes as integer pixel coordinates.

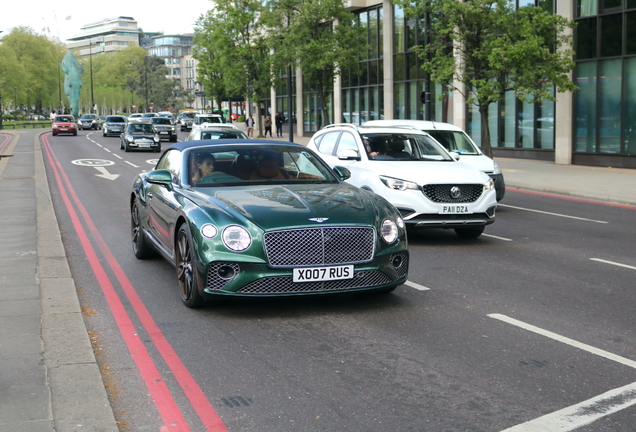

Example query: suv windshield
[105,116,125,123]
[426,130,479,155]
[362,133,454,161]
[80,115,96,120]
[152,118,172,125]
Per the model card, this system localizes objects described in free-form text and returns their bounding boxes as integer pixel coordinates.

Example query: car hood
[189,183,390,231]
[451,154,496,173]
[53,122,75,126]
[363,160,489,184]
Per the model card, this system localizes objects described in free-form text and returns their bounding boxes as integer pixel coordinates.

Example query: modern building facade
[265,0,635,169]
[66,16,140,57]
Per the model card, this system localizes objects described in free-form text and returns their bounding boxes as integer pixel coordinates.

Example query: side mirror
[332,166,351,181]
[146,169,173,190]
[337,149,360,161]
[450,151,460,161]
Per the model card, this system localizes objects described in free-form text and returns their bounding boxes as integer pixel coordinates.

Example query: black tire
[176,224,205,308]
[125,143,130,152]
[131,198,155,259]
[120,140,124,149]
[454,226,485,239]
[73,131,77,136]
[154,146,161,153]
[52,132,57,136]
[103,132,106,137]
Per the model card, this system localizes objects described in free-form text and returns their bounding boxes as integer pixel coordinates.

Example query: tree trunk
[479,104,493,158]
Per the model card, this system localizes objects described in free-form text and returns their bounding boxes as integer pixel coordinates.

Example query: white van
[364,119,505,201]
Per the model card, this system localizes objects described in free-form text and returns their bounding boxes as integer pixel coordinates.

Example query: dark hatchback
[120,121,161,152]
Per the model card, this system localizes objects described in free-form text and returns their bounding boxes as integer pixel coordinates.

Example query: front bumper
[197,251,409,298]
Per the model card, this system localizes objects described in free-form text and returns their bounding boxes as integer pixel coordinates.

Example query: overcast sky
[0,0,215,42]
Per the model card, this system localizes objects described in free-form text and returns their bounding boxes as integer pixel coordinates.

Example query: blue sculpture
[61,51,84,117]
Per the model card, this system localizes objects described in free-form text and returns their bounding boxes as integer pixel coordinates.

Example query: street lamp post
[58,59,62,114]
[13,87,17,118]
[89,40,95,114]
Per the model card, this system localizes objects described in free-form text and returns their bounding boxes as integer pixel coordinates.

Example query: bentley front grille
[264,227,375,267]
[237,270,391,294]
[422,184,484,203]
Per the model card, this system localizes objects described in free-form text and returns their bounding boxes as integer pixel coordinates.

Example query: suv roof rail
[361,124,425,132]
[321,123,359,131]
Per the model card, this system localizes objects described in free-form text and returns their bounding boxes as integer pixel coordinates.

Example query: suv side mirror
[337,149,360,161]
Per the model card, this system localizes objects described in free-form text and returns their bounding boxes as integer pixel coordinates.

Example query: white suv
[364,120,505,201]
[307,124,497,238]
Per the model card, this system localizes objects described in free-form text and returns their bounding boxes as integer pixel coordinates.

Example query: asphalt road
[42,129,636,432]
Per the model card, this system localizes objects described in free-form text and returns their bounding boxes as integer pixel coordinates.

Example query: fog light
[392,255,403,269]
[218,265,236,280]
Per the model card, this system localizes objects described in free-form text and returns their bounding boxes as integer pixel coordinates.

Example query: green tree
[263,0,366,127]
[195,0,273,134]
[396,0,577,157]
[2,27,66,114]
[0,44,25,112]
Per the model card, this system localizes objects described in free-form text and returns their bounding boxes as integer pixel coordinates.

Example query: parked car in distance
[51,115,77,136]
[151,116,178,142]
[364,119,505,201]
[307,123,497,238]
[102,115,127,137]
[120,120,161,152]
[185,125,247,141]
[78,114,101,130]
[130,139,409,308]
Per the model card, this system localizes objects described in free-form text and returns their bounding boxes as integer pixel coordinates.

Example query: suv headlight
[492,161,502,175]
[484,178,495,190]
[379,176,419,191]
[222,226,252,251]
[381,219,398,243]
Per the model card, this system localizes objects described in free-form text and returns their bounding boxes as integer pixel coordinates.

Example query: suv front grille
[422,184,483,203]
[264,227,375,267]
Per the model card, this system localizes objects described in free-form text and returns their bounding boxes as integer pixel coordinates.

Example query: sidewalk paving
[0,126,634,431]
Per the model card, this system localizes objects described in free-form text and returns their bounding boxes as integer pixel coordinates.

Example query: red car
[52,115,78,136]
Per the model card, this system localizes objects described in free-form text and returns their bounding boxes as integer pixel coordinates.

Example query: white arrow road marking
[94,166,120,180]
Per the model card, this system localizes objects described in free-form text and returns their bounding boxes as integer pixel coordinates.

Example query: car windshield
[183,113,195,119]
[129,124,155,134]
[80,115,96,120]
[106,116,125,123]
[426,130,480,155]
[197,116,221,124]
[55,116,74,122]
[188,145,337,187]
[152,118,172,125]
[200,131,247,139]
[363,133,454,161]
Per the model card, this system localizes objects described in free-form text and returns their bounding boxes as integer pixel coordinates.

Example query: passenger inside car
[250,151,289,180]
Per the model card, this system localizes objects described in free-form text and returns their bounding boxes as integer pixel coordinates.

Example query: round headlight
[222,225,252,251]
[201,224,218,239]
[127,136,134,142]
[396,217,405,229]
[381,219,398,243]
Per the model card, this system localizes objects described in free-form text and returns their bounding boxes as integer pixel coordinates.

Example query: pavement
[0,126,634,431]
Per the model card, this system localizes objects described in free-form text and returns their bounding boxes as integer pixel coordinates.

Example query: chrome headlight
[484,178,495,190]
[379,176,419,191]
[126,136,134,142]
[381,219,398,243]
[396,217,405,229]
[154,136,160,142]
[222,225,252,251]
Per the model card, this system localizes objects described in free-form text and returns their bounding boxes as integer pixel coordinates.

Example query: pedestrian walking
[275,112,283,138]
[264,115,273,138]
[246,115,255,138]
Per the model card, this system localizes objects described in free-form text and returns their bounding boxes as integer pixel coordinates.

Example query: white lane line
[482,233,513,241]
[488,314,636,369]
[113,154,123,159]
[103,148,112,153]
[125,161,140,168]
[590,258,636,271]
[405,280,430,291]
[95,142,103,147]
[500,381,636,432]
[498,204,608,224]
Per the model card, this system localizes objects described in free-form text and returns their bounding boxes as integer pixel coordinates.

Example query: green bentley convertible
[131,140,409,308]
